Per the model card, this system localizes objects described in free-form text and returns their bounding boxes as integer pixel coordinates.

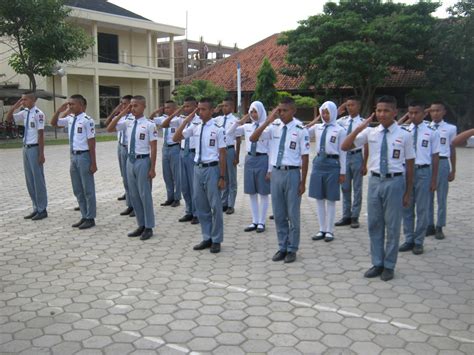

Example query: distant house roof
[64,0,151,21]
[183,33,426,92]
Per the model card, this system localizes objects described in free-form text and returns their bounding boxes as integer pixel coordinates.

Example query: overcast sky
[110,0,457,48]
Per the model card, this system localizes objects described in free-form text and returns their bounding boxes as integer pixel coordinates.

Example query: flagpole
[237,62,242,115]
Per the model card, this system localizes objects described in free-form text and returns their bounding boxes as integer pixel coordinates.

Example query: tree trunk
[27,72,37,92]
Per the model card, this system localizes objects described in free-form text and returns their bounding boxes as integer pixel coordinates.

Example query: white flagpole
[237,62,242,115]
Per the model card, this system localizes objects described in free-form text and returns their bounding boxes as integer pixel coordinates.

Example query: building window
[98,33,119,64]
[99,85,120,124]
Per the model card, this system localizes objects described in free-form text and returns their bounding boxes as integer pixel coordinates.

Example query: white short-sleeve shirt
[308,123,347,174]
[183,118,226,163]
[57,112,96,151]
[153,115,181,146]
[354,122,415,174]
[429,120,457,158]
[337,115,364,151]
[408,122,440,165]
[216,113,238,146]
[260,118,310,167]
[13,106,46,145]
[176,114,201,149]
[228,121,270,155]
[116,113,135,146]
[116,116,158,155]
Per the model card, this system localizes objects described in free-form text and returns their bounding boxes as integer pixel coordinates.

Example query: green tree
[174,80,226,106]
[0,0,94,91]
[279,0,439,113]
[252,57,278,109]
[410,0,473,130]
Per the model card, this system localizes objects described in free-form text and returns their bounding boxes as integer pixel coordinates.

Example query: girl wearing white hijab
[227,101,270,232]
[308,101,347,242]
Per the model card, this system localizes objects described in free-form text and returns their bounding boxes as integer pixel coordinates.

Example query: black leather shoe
[74,206,80,211]
[32,210,48,221]
[140,228,153,240]
[269,215,274,220]
[72,218,86,228]
[399,242,414,252]
[435,227,445,240]
[79,219,95,230]
[210,243,221,253]
[160,200,173,206]
[364,266,384,278]
[312,232,325,241]
[193,240,212,250]
[118,194,126,201]
[129,210,136,217]
[380,268,394,281]
[324,232,334,242]
[128,226,145,237]
[426,225,436,236]
[256,224,265,233]
[226,207,235,215]
[351,218,360,229]
[284,252,296,263]
[335,218,351,226]
[24,211,37,219]
[120,207,133,216]
[179,214,193,222]
[412,245,424,255]
[244,223,257,232]
[222,206,228,212]
[272,250,287,262]
[191,217,199,225]
[171,200,180,207]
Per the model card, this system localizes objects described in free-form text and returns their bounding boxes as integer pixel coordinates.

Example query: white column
[92,22,98,64]
[61,75,68,99]
[148,76,153,114]
[93,74,100,124]
[170,35,175,92]
[147,30,152,67]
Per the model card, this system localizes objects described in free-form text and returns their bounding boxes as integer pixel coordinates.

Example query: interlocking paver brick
[0,142,472,354]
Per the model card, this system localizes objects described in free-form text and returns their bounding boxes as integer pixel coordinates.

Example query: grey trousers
[70,152,96,219]
[127,157,155,229]
[23,145,47,213]
[162,144,181,201]
[221,147,237,208]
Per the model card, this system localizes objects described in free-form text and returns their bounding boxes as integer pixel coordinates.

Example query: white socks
[316,199,336,234]
[249,194,269,225]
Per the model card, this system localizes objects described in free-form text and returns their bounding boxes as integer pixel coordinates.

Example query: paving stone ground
[0,139,473,355]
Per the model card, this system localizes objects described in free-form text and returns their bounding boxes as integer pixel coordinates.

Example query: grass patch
[0,135,117,149]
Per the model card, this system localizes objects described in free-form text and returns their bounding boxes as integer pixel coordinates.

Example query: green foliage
[0,0,94,91]
[279,0,439,113]
[277,92,318,108]
[252,57,278,109]
[410,0,473,129]
[173,80,227,106]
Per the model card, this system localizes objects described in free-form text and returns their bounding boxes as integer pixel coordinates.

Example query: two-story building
[0,0,185,125]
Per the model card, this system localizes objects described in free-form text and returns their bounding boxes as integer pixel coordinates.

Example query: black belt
[226,145,235,149]
[181,148,196,153]
[439,156,449,160]
[415,164,430,169]
[348,149,362,155]
[248,152,267,156]
[135,154,150,159]
[120,144,127,147]
[317,154,339,159]
[24,144,39,148]
[72,150,89,155]
[273,165,299,170]
[371,171,403,178]
[195,161,218,168]
[165,143,179,147]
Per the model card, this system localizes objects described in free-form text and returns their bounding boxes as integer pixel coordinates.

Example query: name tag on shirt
[422,140,428,147]
[440,137,446,145]
[289,141,296,150]
[139,133,145,140]
[77,127,82,133]
[392,149,400,159]
[209,139,216,147]
[330,136,336,143]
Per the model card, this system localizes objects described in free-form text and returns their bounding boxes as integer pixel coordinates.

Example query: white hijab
[319,101,338,125]
[248,101,267,124]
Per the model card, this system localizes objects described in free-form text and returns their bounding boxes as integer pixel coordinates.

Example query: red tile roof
[183,33,426,91]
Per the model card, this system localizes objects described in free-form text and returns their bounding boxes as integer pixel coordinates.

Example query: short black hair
[184,96,197,103]
[22,91,37,100]
[431,100,446,109]
[132,95,146,101]
[165,100,176,104]
[122,95,133,101]
[70,94,87,106]
[346,96,361,102]
[280,97,295,106]
[376,95,397,108]
[199,97,214,108]
[223,96,234,102]
[408,100,426,109]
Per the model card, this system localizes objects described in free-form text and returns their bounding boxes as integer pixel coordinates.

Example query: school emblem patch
[422,140,428,148]
[289,141,297,150]
[440,137,446,145]
[392,149,400,159]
